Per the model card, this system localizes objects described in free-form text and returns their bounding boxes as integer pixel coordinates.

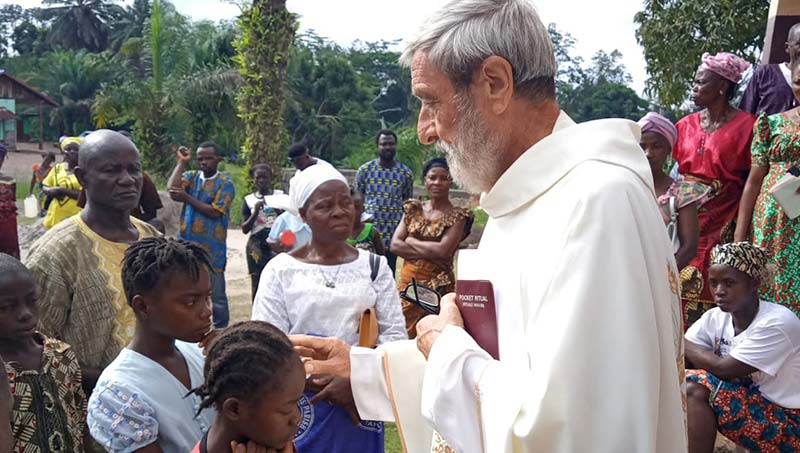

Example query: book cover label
[455,279,499,360]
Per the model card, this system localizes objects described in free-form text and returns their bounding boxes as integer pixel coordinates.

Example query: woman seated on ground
[638,112,706,270]
[252,163,406,453]
[42,137,82,229]
[685,242,800,453]
[390,157,472,337]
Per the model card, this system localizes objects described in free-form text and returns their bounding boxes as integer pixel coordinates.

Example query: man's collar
[200,170,219,181]
[480,111,650,218]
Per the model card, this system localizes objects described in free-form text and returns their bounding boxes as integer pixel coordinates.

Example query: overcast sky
[6,0,649,93]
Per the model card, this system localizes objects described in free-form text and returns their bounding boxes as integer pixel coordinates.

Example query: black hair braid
[189,321,298,414]
[121,237,212,305]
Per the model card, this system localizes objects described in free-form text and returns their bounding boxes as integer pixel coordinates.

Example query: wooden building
[0,70,58,151]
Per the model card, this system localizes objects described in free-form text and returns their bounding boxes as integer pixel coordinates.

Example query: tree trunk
[235,0,297,179]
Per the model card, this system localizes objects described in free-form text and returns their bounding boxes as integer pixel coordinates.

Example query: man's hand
[290,335,352,379]
[176,145,191,163]
[310,376,361,425]
[254,200,266,212]
[416,293,464,359]
[168,187,189,203]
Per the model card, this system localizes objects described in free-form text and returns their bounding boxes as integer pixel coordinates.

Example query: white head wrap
[289,163,348,214]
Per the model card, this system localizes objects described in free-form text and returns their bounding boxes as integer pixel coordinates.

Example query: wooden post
[38,101,43,150]
[762,0,800,64]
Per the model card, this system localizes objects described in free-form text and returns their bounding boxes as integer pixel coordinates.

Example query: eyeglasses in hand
[399,279,441,315]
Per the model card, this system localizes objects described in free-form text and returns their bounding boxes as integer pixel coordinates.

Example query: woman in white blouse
[252,163,406,453]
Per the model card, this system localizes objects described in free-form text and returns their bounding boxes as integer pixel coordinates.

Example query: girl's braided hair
[121,237,211,305]
[189,321,299,413]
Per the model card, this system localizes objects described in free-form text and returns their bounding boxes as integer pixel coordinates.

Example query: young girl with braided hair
[87,237,217,453]
[189,321,304,453]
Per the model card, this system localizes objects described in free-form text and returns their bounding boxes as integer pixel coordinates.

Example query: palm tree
[39,50,118,133]
[37,0,124,52]
[108,0,150,52]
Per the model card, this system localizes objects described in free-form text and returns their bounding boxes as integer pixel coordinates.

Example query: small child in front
[0,253,86,451]
[190,321,305,453]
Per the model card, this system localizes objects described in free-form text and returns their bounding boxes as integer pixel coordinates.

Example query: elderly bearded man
[293,1,687,452]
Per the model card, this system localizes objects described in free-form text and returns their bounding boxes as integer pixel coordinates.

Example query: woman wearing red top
[673,52,756,328]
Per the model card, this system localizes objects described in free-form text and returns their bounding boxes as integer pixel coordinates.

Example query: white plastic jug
[24,195,38,218]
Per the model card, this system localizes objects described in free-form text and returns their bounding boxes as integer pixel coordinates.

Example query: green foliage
[36,0,125,52]
[285,33,417,165]
[91,0,241,177]
[385,423,402,452]
[0,5,30,57]
[23,50,120,134]
[549,24,647,122]
[343,125,438,178]
[635,0,769,108]
[218,161,248,227]
[286,34,378,163]
[471,207,489,230]
[234,0,297,180]
[108,0,151,52]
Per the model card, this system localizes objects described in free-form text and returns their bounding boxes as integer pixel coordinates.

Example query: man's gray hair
[400,0,557,101]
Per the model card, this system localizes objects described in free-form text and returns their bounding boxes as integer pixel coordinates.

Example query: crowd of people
[1,0,800,452]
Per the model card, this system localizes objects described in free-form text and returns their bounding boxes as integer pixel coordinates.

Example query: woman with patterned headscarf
[685,242,800,453]
[673,52,757,329]
[42,136,83,229]
[639,112,709,271]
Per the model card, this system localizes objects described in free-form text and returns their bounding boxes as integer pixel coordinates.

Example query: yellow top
[42,163,82,229]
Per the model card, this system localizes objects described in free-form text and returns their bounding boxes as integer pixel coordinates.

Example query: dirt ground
[3,146,49,184]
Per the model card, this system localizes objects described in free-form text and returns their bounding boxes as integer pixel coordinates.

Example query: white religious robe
[350,111,687,453]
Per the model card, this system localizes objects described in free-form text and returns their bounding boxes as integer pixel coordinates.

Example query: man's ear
[299,207,308,223]
[474,55,515,115]
[74,166,87,188]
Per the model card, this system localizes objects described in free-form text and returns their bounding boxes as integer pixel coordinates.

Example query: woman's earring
[719,90,725,95]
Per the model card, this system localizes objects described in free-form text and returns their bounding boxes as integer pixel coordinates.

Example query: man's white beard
[434,97,504,194]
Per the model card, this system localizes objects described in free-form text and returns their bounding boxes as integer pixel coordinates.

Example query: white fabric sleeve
[730,321,794,376]
[685,310,716,350]
[251,263,290,332]
[421,325,492,451]
[87,380,159,453]
[420,176,686,452]
[374,255,409,344]
[350,346,395,421]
